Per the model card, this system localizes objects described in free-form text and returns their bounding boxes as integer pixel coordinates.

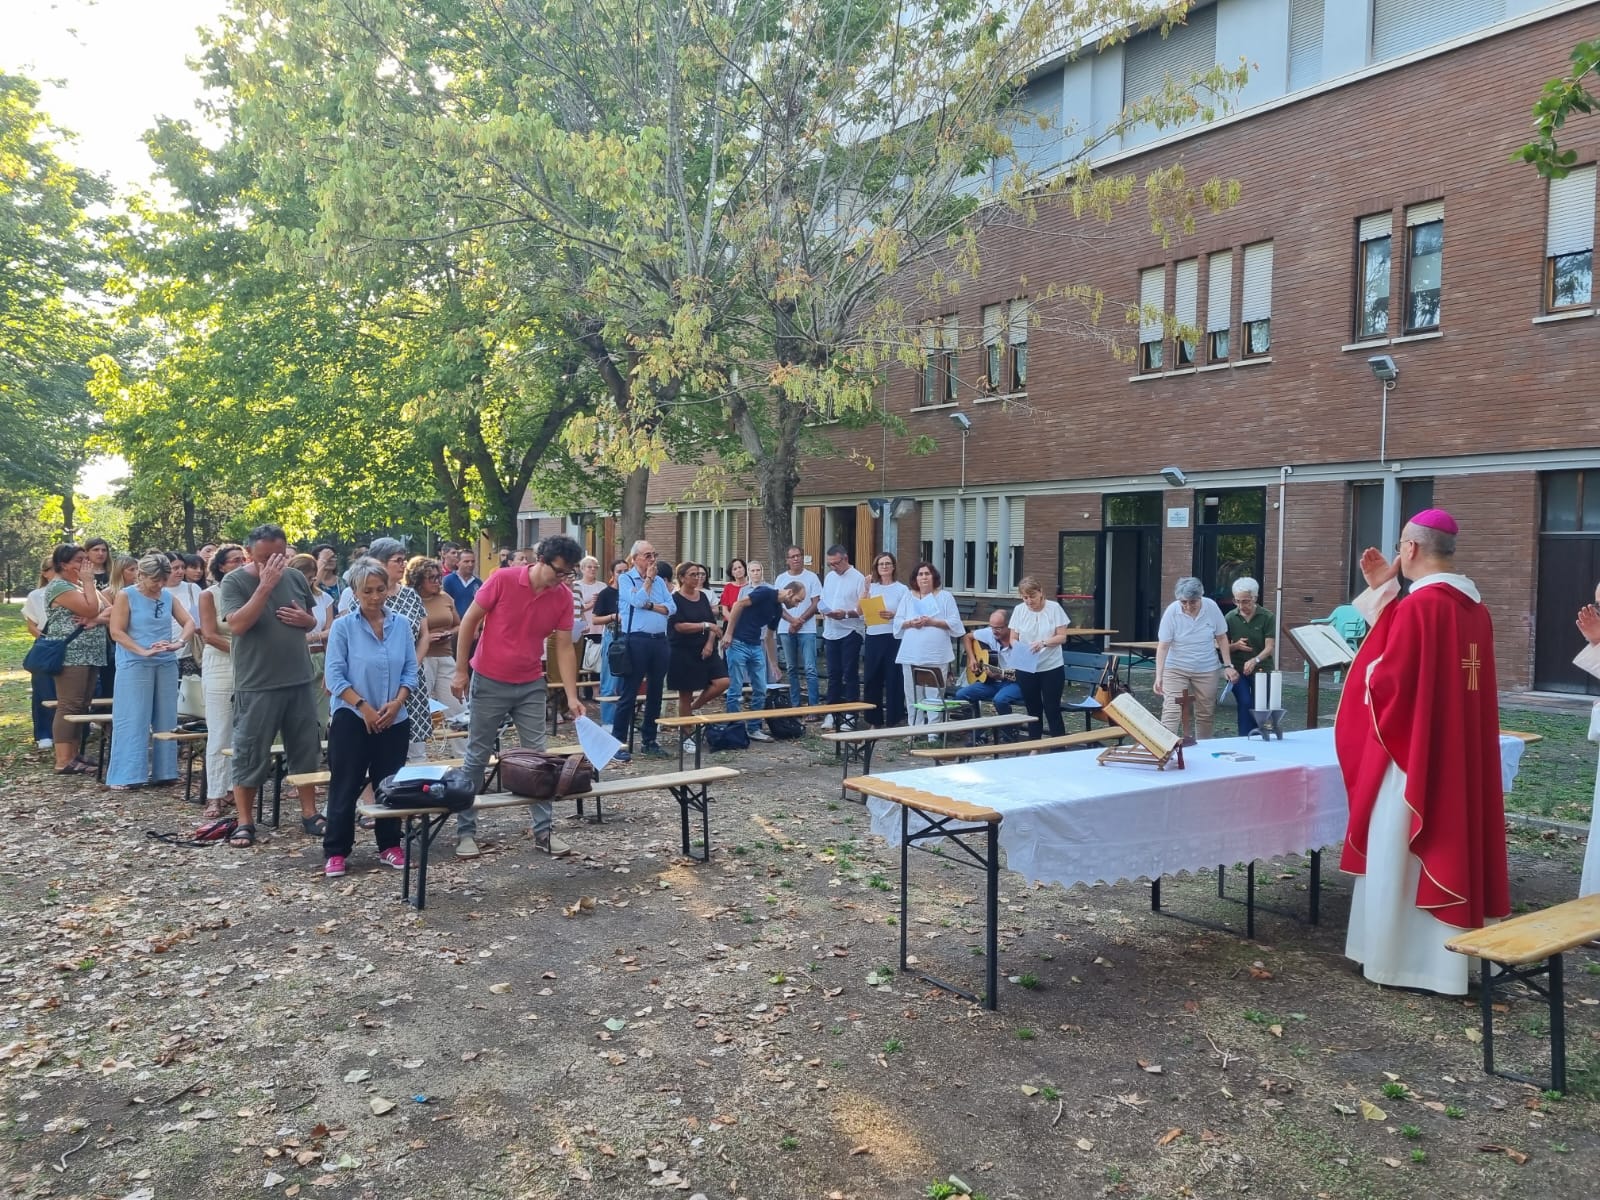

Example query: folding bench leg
[1475,952,1568,1094]
[400,812,450,910]
[672,782,712,862]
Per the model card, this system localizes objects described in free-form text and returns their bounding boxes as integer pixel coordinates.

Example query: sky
[10,0,227,496]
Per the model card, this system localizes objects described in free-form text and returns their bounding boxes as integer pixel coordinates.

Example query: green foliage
[1517,39,1600,178]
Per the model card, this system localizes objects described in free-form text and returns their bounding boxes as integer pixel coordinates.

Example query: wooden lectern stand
[1097,693,1185,770]
[1289,625,1357,728]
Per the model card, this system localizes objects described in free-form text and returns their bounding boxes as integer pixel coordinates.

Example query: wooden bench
[356,765,740,909]
[222,740,331,828]
[43,696,113,708]
[153,728,210,804]
[820,713,1036,794]
[843,773,1003,1010]
[658,701,874,770]
[908,726,1127,763]
[1445,895,1600,1094]
[63,713,114,780]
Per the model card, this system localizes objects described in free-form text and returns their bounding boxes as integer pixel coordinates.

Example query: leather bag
[498,749,595,800]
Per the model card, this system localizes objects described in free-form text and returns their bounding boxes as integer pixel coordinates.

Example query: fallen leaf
[369,1097,396,1116]
[1157,1128,1183,1147]
[1267,1024,1283,1038]
[1020,1085,1040,1096]
[1381,1156,1402,1168]
[849,1145,871,1156]
[342,1069,370,1084]
[488,982,511,995]
[1138,1060,1164,1074]
[1075,1138,1095,1152]
[1464,1027,1484,1044]
[1479,1144,1529,1165]
[1248,965,1274,981]
[264,1171,286,1188]
[1331,1102,1356,1116]
[1359,1100,1386,1121]
[604,1018,627,1032]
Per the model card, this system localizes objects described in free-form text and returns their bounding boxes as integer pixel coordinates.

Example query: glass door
[1056,532,1103,630]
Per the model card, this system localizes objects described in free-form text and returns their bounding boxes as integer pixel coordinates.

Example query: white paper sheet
[392,764,450,782]
[1005,638,1041,674]
[574,715,624,771]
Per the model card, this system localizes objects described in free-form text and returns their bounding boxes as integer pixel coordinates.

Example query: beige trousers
[1159,665,1220,740]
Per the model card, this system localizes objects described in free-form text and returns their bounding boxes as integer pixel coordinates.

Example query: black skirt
[669,643,728,692]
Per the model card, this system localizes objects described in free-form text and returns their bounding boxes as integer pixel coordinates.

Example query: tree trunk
[618,465,651,553]
[428,444,471,541]
[182,492,197,552]
[60,490,76,541]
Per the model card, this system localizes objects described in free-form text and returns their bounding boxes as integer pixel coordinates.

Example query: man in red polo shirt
[449,535,588,859]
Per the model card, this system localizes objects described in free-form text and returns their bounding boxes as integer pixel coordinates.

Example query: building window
[1355,213,1392,339]
[981,303,1003,392]
[1240,241,1273,357]
[1173,258,1198,366]
[920,321,938,406]
[1206,250,1231,362]
[1543,469,1600,533]
[938,315,959,404]
[1403,202,1442,333]
[1139,265,1164,372]
[1288,0,1325,91]
[1348,479,1434,595]
[1008,299,1029,391]
[678,508,739,573]
[918,497,1024,593]
[1546,165,1596,311]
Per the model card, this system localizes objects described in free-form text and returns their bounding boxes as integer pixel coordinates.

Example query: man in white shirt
[818,544,866,729]
[774,545,822,711]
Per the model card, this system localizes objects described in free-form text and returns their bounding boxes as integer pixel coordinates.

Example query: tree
[202,0,1240,559]
[0,72,113,530]
[1517,38,1600,178]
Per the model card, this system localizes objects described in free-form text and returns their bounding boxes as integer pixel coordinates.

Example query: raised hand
[1358,547,1400,591]
[1578,604,1600,647]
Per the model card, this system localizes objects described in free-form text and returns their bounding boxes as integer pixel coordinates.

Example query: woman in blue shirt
[322,558,418,877]
[106,552,195,789]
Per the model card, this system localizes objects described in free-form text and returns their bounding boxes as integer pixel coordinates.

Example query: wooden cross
[1461,644,1481,692]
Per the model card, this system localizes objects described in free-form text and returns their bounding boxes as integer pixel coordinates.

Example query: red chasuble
[1335,580,1508,929]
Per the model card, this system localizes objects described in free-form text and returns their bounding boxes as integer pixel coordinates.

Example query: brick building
[531,0,1600,693]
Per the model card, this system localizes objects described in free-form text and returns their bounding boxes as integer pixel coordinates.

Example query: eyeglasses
[636,552,657,560]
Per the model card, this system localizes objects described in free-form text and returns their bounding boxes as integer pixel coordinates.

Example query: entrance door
[1192,488,1265,608]
[1056,532,1102,630]
[1102,493,1164,640]
[1534,469,1600,693]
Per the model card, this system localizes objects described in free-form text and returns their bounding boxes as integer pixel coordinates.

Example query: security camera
[950,411,973,431]
[1160,465,1187,488]
[1368,354,1399,383]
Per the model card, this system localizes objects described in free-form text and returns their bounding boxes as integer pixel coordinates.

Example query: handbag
[764,687,805,739]
[1091,655,1126,722]
[23,623,86,675]
[498,749,595,800]
[377,766,476,813]
[581,637,602,675]
[607,578,637,678]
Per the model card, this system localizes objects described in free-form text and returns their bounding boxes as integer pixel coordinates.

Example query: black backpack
[764,687,805,739]
[377,767,476,813]
[705,721,751,752]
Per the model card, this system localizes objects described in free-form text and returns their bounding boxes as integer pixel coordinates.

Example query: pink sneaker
[324,855,347,878]
[378,847,406,870]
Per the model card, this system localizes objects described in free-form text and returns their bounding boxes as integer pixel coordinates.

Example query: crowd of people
[20,509,1600,1002]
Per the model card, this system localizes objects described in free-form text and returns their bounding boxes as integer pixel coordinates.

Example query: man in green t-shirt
[218,523,323,845]
[1224,577,1277,737]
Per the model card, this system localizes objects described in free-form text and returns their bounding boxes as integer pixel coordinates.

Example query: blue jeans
[612,633,670,748]
[955,679,1023,718]
[1230,674,1259,736]
[31,668,56,741]
[780,629,818,707]
[107,658,179,786]
[724,640,767,731]
[598,628,618,727]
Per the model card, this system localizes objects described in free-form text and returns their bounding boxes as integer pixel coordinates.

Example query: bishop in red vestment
[1335,509,1507,994]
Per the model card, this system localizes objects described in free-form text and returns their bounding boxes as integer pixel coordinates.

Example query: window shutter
[943,314,960,351]
[1405,200,1444,227]
[1123,5,1219,105]
[921,322,936,352]
[1287,0,1324,91]
[1173,259,1198,328]
[1240,243,1274,322]
[1007,499,1025,546]
[1371,0,1500,62]
[982,303,1002,345]
[1359,212,1393,242]
[1007,299,1029,345]
[1139,267,1165,339]
[1206,251,1232,331]
[1547,166,1596,257]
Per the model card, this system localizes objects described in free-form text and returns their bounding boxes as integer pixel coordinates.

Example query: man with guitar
[955,609,1024,726]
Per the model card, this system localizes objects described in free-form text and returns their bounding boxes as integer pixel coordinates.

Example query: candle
[1254,672,1267,711]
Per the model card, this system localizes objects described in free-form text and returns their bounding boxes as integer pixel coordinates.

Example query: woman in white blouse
[1154,576,1237,740]
[1008,577,1072,739]
[893,562,962,727]
[862,552,910,726]
[1573,586,1600,897]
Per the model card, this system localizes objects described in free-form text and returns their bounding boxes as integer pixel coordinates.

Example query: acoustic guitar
[967,639,1018,684]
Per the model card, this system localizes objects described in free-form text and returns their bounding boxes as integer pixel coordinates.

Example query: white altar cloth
[865,728,1525,892]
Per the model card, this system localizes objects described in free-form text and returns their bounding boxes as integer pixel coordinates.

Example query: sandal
[301,813,327,837]
[201,803,225,821]
[228,824,257,847]
[55,762,94,775]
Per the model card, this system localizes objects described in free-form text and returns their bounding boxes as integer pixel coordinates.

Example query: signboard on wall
[1166,507,1190,528]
